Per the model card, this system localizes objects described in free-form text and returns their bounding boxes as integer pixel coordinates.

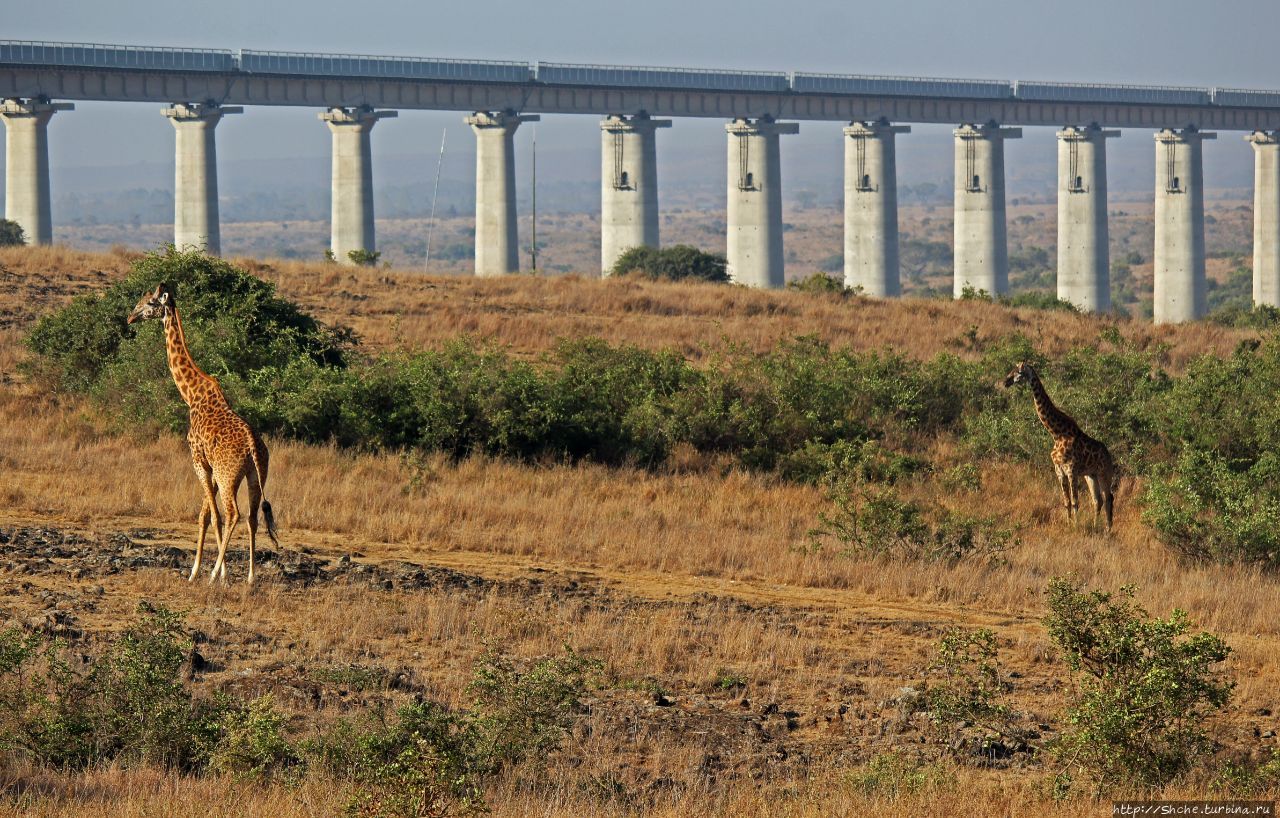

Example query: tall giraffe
[1003,362,1117,531]
[127,283,279,583]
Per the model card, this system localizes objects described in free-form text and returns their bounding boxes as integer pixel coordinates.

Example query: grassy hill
[0,246,1277,816]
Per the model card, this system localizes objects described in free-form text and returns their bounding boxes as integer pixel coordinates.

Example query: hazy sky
[6,0,1280,200]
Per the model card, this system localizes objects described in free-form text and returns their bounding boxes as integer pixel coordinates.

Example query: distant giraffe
[128,283,279,583]
[1003,362,1117,531]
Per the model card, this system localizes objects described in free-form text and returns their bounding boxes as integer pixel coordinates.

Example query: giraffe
[1003,361,1118,531]
[127,283,279,583]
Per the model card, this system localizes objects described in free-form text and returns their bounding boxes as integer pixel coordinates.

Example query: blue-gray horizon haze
[3,0,1276,226]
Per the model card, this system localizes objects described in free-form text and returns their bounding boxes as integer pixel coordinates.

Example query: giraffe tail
[261,500,279,547]
[248,436,280,547]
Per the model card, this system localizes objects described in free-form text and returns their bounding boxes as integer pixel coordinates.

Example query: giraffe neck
[162,307,219,408]
[1026,374,1079,440]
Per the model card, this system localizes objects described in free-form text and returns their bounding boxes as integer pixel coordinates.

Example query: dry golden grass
[1,246,1278,815]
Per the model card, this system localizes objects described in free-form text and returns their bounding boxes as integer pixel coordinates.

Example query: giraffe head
[127,283,175,325]
[1002,361,1039,389]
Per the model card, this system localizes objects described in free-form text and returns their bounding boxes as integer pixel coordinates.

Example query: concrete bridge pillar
[952,121,1021,298]
[1248,131,1280,308]
[725,116,799,288]
[600,113,671,276]
[466,111,539,276]
[1154,127,1215,323]
[163,102,241,255]
[1056,124,1119,313]
[1,97,73,245]
[843,119,910,297]
[320,106,396,265]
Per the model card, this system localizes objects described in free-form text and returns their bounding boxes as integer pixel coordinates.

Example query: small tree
[348,249,381,266]
[0,218,26,246]
[611,244,727,283]
[1044,578,1234,791]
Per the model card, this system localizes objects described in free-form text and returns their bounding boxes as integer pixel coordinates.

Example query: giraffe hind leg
[246,470,262,585]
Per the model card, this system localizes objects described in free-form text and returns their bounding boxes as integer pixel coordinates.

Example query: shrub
[24,248,353,433]
[468,644,601,771]
[1044,578,1234,791]
[1142,448,1280,568]
[787,272,852,296]
[209,694,299,780]
[1001,291,1078,312]
[846,750,955,796]
[334,701,485,818]
[810,482,1014,564]
[0,603,224,771]
[0,218,25,246]
[927,628,1029,753]
[611,244,728,282]
[348,249,382,266]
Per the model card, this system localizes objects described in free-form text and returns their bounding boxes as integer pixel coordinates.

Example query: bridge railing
[0,41,235,72]
[1012,80,1210,106]
[790,72,1011,99]
[236,50,531,83]
[534,62,789,93]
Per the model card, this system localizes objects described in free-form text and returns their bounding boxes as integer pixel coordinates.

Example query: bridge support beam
[466,111,538,276]
[600,113,671,276]
[726,116,799,288]
[843,119,910,297]
[163,102,241,255]
[1248,131,1280,308]
[1154,127,1215,323]
[321,106,395,265]
[1056,125,1119,313]
[1,97,72,245]
[953,122,1021,298]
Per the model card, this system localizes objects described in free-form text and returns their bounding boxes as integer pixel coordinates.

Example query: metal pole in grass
[424,128,446,271]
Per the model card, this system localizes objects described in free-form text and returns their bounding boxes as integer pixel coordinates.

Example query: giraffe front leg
[190,498,211,582]
[1055,467,1072,521]
[1067,473,1082,523]
[190,462,218,582]
[209,478,241,585]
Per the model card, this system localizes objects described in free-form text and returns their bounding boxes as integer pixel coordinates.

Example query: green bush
[0,603,225,771]
[209,694,299,780]
[927,628,1029,753]
[24,247,353,433]
[787,272,852,295]
[810,482,1014,564]
[846,750,955,797]
[1044,578,1234,791]
[347,249,381,266]
[610,244,728,282]
[1142,448,1280,568]
[468,644,601,771]
[0,218,25,246]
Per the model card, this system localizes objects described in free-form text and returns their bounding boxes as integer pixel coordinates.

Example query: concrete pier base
[1248,131,1280,308]
[843,119,910,297]
[466,111,539,276]
[600,113,671,276]
[1154,127,1215,323]
[953,122,1021,298]
[725,116,799,288]
[320,106,396,265]
[163,102,242,255]
[1,97,73,245]
[1056,125,1119,313]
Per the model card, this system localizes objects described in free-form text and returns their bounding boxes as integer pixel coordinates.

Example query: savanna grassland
[1,244,1279,817]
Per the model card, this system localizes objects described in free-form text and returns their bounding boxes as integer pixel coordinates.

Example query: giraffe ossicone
[128,282,280,584]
